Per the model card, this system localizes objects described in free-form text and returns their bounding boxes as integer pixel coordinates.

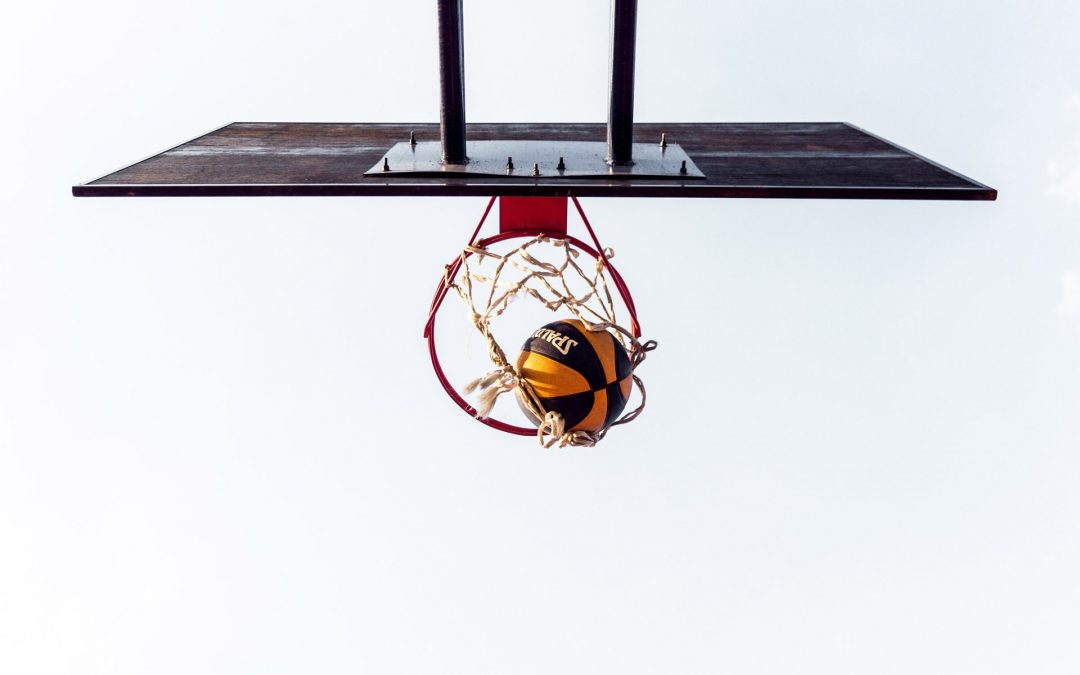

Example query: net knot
[631,338,658,368]
[538,410,565,446]
[464,366,519,419]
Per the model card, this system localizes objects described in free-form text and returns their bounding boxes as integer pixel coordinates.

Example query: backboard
[73,121,995,200]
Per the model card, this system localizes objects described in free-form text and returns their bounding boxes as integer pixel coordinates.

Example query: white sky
[2,0,1079,673]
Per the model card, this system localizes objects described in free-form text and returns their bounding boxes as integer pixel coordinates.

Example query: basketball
[515,319,634,433]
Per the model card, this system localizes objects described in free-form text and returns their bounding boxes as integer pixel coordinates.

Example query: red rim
[424,199,642,436]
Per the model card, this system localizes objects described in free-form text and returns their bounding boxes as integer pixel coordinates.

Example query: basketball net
[443,227,656,448]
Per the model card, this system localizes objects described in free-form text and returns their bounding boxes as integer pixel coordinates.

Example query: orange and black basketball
[515,319,634,433]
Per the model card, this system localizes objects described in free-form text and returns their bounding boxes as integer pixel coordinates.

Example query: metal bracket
[366,140,705,180]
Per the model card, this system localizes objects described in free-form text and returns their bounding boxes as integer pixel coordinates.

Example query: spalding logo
[532,328,579,356]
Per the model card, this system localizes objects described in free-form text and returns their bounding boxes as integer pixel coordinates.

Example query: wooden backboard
[73,122,995,200]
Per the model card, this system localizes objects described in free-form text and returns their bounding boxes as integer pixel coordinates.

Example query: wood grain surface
[73,122,996,200]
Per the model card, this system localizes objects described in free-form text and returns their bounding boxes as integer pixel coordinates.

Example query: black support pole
[607,0,638,166]
[437,0,467,164]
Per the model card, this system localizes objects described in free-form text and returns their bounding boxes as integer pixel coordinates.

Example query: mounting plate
[366,140,705,179]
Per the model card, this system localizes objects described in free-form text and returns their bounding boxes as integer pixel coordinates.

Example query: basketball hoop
[424,196,656,447]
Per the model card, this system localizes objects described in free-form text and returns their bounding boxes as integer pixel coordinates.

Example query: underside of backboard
[73,121,995,200]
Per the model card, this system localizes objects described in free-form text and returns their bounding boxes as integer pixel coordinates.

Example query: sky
[1,0,1079,673]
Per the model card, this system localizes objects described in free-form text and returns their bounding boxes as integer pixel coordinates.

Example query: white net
[443,233,656,448]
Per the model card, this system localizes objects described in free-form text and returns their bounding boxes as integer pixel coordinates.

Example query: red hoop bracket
[500,196,567,236]
[424,196,642,436]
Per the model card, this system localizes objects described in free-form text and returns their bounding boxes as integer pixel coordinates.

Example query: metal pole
[606,0,638,166]
[437,0,467,163]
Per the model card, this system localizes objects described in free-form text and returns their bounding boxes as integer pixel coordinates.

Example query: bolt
[506,156,514,172]
[557,157,566,171]
[409,131,417,146]
[660,132,667,149]
[532,163,541,177]
[383,158,391,172]
[679,160,688,175]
